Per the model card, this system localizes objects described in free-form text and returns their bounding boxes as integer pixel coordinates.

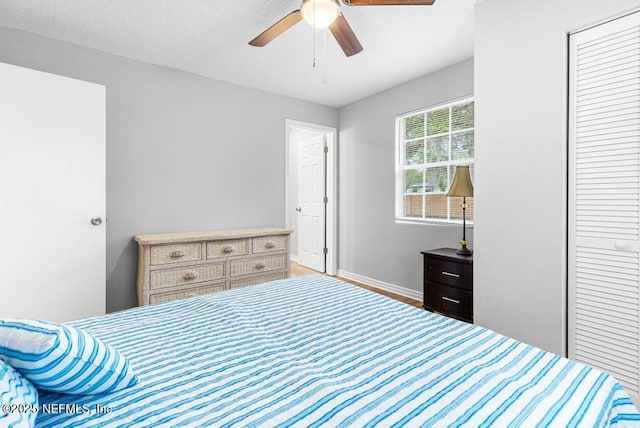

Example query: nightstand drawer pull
[442,296,461,304]
[183,272,198,280]
[255,262,266,269]
[222,246,235,253]
[441,271,460,278]
[170,250,185,258]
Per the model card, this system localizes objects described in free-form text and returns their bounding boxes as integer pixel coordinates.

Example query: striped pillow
[0,358,38,428]
[0,319,138,395]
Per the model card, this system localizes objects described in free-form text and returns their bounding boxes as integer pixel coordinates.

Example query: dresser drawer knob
[255,262,266,269]
[265,242,275,249]
[442,296,461,304]
[222,246,235,253]
[170,250,185,258]
[183,272,198,280]
[441,271,460,278]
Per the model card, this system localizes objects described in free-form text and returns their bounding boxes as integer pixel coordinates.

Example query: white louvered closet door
[569,11,640,405]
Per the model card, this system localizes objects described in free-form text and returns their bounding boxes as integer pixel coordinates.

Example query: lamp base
[457,241,473,256]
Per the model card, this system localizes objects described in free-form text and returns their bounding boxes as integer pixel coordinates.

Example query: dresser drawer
[424,281,472,322]
[150,281,226,304]
[150,262,226,290]
[252,235,288,254]
[229,272,288,289]
[230,253,288,277]
[150,243,202,266]
[425,257,472,290]
[206,239,249,259]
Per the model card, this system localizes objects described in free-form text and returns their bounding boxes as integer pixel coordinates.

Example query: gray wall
[338,59,474,293]
[474,0,639,354]
[0,26,338,312]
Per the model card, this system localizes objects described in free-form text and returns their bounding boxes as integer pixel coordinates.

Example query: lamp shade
[447,165,474,197]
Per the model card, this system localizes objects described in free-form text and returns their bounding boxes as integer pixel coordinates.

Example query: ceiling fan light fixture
[300,0,340,29]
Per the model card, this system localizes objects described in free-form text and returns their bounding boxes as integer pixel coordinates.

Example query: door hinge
[323,248,328,254]
[324,196,328,204]
[324,145,328,153]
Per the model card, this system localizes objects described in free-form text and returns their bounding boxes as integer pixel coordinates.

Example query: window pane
[404,140,424,165]
[426,135,449,163]
[425,166,448,193]
[451,131,474,160]
[404,169,424,193]
[426,107,449,135]
[452,101,474,131]
[425,194,448,219]
[403,114,424,140]
[404,194,423,218]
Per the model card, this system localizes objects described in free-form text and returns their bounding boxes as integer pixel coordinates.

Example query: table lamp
[447,165,474,256]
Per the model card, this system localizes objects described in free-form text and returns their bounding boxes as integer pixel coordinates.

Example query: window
[395,98,474,223]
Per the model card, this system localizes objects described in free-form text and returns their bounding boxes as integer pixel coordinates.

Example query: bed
[36,274,639,427]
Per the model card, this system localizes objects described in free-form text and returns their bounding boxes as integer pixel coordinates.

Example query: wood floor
[291,261,423,309]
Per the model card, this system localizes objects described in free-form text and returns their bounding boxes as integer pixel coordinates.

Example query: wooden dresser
[421,248,473,323]
[135,227,292,306]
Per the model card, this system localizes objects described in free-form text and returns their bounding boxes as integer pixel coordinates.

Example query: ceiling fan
[249,0,436,57]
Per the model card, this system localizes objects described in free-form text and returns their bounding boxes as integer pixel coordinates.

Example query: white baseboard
[337,270,423,302]
[290,254,299,263]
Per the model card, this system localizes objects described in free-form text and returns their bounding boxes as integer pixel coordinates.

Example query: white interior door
[298,133,326,272]
[0,62,106,322]
[568,12,640,405]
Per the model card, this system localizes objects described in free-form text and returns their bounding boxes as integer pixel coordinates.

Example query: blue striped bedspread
[37,274,639,427]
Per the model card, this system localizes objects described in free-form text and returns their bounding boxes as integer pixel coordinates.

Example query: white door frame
[285,119,338,275]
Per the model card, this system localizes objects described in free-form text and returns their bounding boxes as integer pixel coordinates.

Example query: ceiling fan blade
[329,15,363,57]
[343,0,435,5]
[249,10,303,47]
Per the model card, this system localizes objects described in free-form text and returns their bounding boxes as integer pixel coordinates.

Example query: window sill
[395,218,474,228]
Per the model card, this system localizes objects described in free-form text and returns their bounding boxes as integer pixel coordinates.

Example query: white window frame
[394,96,474,225]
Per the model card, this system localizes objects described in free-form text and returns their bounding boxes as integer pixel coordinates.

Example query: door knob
[296,207,302,212]
[90,217,103,226]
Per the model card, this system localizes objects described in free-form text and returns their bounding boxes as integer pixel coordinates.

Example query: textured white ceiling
[0,0,474,107]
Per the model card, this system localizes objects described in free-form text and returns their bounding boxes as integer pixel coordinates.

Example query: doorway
[285,120,337,275]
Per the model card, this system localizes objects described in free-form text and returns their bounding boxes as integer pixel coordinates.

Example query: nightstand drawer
[424,281,472,322]
[425,257,472,290]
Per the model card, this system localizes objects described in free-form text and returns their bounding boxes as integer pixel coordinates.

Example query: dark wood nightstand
[421,248,473,323]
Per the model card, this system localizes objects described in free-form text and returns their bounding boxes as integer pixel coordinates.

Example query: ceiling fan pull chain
[312,0,317,67]
[313,27,317,68]
[323,28,328,84]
